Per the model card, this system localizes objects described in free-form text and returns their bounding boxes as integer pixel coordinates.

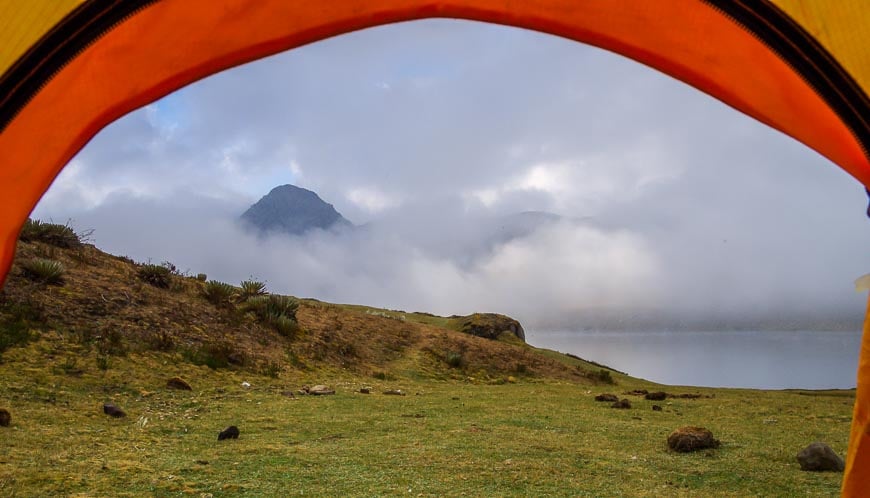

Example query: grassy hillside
[0,223,853,496]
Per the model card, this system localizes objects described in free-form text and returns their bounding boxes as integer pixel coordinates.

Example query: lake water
[528,330,863,390]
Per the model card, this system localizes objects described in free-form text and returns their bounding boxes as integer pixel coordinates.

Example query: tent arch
[1,1,869,494]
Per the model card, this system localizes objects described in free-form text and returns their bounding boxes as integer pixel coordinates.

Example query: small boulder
[218,425,240,441]
[166,377,192,391]
[796,442,844,472]
[103,403,126,418]
[384,389,406,396]
[667,426,720,452]
[645,391,667,401]
[652,405,663,411]
[0,408,10,427]
[359,387,371,394]
[308,385,335,396]
[595,393,619,402]
[611,399,631,409]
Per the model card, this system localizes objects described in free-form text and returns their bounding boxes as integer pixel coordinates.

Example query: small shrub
[0,300,43,354]
[372,371,394,381]
[195,273,207,282]
[590,369,614,384]
[137,264,172,288]
[183,342,239,369]
[97,329,127,356]
[243,294,300,335]
[96,354,110,371]
[445,351,464,368]
[240,279,267,298]
[20,258,65,284]
[203,280,236,306]
[19,219,82,248]
[146,330,175,352]
[271,313,300,338]
[260,361,281,378]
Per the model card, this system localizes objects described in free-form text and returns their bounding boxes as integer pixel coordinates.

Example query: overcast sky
[31,19,870,330]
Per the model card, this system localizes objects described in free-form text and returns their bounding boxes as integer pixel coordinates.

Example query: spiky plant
[240,279,267,299]
[203,280,237,306]
[137,264,172,288]
[20,258,65,285]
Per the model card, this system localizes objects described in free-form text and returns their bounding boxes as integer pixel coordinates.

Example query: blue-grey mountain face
[241,184,352,235]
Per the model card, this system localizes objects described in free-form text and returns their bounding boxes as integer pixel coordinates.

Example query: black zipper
[703,0,870,162]
[0,0,160,133]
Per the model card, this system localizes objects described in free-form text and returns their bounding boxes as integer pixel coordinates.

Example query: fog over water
[32,20,870,332]
[530,330,862,389]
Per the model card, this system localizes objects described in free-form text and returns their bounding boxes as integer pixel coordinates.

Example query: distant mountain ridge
[240,184,352,235]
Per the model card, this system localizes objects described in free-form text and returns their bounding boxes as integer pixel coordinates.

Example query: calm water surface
[528,330,862,390]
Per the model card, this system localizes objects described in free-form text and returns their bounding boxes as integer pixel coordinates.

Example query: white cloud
[346,186,401,214]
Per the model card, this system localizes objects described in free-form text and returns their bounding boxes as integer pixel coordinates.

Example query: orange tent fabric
[1,1,868,494]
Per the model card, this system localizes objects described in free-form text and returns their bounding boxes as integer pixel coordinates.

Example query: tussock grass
[19,219,82,249]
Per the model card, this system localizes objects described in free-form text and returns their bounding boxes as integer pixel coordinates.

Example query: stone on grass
[103,403,126,418]
[384,389,406,396]
[611,399,631,409]
[166,377,192,390]
[0,408,10,427]
[667,426,720,452]
[797,442,844,472]
[308,385,335,395]
[595,393,619,402]
[359,387,371,394]
[218,425,240,441]
[652,405,663,411]
[645,391,667,401]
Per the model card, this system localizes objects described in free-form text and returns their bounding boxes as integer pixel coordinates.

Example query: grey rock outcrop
[796,442,844,472]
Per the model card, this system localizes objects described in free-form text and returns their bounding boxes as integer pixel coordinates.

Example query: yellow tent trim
[0,0,84,76]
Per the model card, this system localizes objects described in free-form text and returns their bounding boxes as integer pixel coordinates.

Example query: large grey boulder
[796,442,844,472]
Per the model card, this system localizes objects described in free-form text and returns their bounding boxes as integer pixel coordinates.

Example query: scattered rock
[103,403,126,418]
[359,387,371,394]
[645,391,667,401]
[667,426,720,452]
[652,405,663,411]
[384,389,406,396]
[672,393,705,399]
[308,385,335,395]
[595,393,619,402]
[281,391,297,399]
[218,425,240,441]
[241,381,251,388]
[796,442,845,472]
[0,408,10,427]
[166,377,192,391]
[625,389,648,396]
[611,399,631,409]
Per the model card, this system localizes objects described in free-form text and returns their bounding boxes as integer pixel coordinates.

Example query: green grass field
[0,339,851,497]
